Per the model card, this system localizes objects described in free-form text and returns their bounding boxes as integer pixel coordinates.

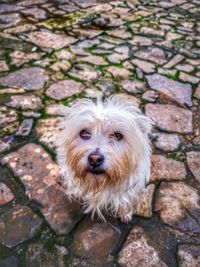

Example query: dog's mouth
[87,166,105,175]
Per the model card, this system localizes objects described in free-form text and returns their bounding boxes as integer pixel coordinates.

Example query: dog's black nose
[88,152,104,168]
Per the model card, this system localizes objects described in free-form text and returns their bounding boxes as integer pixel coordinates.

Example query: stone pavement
[0,0,200,266]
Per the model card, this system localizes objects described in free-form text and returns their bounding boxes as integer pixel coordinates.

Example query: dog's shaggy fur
[56,95,152,222]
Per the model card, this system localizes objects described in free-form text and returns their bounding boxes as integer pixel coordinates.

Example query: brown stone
[0,67,48,90]
[69,64,99,81]
[78,55,107,66]
[0,204,42,248]
[1,144,82,235]
[23,31,76,49]
[107,66,132,79]
[145,104,193,134]
[151,155,186,181]
[186,151,200,182]
[0,183,14,206]
[46,80,84,100]
[155,182,200,233]
[73,219,120,258]
[118,226,167,267]
[121,79,145,94]
[132,59,155,73]
[135,47,167,65]
[178,244,200,267]
[35,118,63,150]
[194,84,200,99]
[146,74,192,106]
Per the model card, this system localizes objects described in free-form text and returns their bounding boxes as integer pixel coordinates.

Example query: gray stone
[15,119,33,136]
[5,95,42,110]
[178,244,200,267]
[0,182,14,206]
[186,151,200,182]
[151,155,186,181]
[129,36,153,46]
[0,204,42,247]
[164,54,184,68]
[0,256,18,267]
[142,90,159,102]
[132,59,155,73]
[0,67,48,90]
[78,55,107,66]
[46,80,84,100]
[0,4,23,14]
[118,226,167,267]
[121,79,145,94]
[146,74,192,106]
[153,133,181,151]
[107,66,132,79]
[0,13,22,29]
[134,47,167,65]
[179,72,199,84]
[21,7,48,20]
[69,64,99,81]
[155,182,200,233]
[145,104,193,134]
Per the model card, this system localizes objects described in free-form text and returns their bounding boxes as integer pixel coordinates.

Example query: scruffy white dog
[56,95,152,223]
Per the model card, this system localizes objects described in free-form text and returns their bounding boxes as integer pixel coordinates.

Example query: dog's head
[57,95,152,193]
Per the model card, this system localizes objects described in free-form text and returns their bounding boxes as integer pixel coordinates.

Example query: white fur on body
[56,95,152,222]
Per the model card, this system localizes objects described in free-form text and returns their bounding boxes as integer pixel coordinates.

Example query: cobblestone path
[0,0,200,266]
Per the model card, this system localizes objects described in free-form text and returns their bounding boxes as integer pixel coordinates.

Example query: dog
[56,94,152,223]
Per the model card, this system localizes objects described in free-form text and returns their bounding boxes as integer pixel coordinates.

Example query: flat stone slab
[1,143,82,235]
[0,182,14,206]
[0,67,48,90]
[155,182,200,233]
[35,118,63,150]
[0,204,42,248]
[118,226,167,267]
[153,133,181,151]
[73,219,120,258]
[5,95,42,110]
[178,244,200,267]
[69,64,99,81]
[23,31,76,49]
[134,47,167,65]
[146,74,192,106]
[46,80,84,100]
[151,155,186,181]
[186,151,200,182]
[145,104,193,134]
[121,79,145,94]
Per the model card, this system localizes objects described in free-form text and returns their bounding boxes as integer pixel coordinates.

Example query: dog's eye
[80,129,91,140]
[111,132,123,141]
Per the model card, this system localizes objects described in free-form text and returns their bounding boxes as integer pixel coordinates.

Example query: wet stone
[146,74,192,107]
[151,154,186,181]
[0,13,22,29]
[69,64,99,81]
[15,119,33,136]
[121,79,145,94]
[155,182,200,233]
[5,95,42,110]
[118,226,167,267]
[23,31,76,50]
[0,204,42,248]
[35,118,63,149]
[1,143,82,235]
[46,80,84,100]
[186,151,200,182]
[177,244,200,267]
[0,67,48,90]
[25,243,68,267]
[0,182,14,206]
[153,133,181,151]
[145,104,193,134]
[73,219,120,258]
[134,47,167,65]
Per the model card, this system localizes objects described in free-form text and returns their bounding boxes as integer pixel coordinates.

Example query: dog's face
[57,95,152,193]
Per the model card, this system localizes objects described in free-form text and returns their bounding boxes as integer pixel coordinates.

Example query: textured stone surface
[178,244,200,267]
[121,79,145,94]
[134,48,167,65]
[23,31,76,49]
[0,182,14,206]
[155,182,200,233]
[151,155,186,181]
[153,133,181,151]
[146,74,192,106]
[46,80,84,100]
[73,219,120,258]
[145,104,193,133]
[186,151,200,182]
[118,227,167,267]
[0,205,42,247]
[0,67,48,90]
[5,95,42,110]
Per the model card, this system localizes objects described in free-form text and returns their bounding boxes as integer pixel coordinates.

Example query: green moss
[38,12,99,30]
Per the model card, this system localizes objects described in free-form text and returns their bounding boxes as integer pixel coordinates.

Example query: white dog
[56,95,152,222]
